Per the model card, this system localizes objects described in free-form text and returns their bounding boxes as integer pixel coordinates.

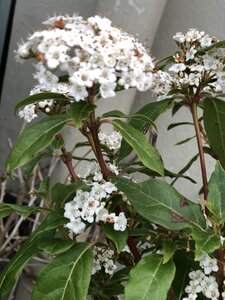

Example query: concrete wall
[1,0,225,201]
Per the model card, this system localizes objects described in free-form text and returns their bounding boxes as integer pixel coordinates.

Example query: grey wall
[1,0,225,200]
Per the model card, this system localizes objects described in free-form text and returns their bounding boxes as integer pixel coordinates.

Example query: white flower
[100,82,116,98]
[65,217,86,234]
[104,259,117,275]
[200,35,212,47]
[18,104,37,123]
[114,212,127,231]
[173,32,186,43]
[118,71,137,89]
[91,182,107,200]
[186,47,197,61]
[70,67,93,87]
[102,182,117,194]
[98,67,117,84]
[69,83,88,101]
[185,280,202,294]
[168,63,186,73]
[199,254,219,274]
[204,283,219,300]
[108,163,119,175]
[93,172,103,182]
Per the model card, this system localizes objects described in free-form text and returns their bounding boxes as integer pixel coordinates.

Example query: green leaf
[23,152,52,177]
[207,161,225,221]
[101,110,127,118]
[191,227,221,260]
[112,177,206,231]
[167,122,193,131]
[14,92,69,115]
[125,254,175,300]
[130,114,157,130]
[171,154,199,185]
[7,114,71,174]
[172,101,185,116]
[157,55,174,70]
[0,210,66,298]
[0,203,44,218]
[113,120,164,176]
[102,224,128,253]
[51,136,65,150]
[163,241,176,264]
[32,243,93,300]
[70,101,96,128]
[125,165,196,183]
[118,99,172,161]
[204,97,225,168]
[34,176,51,197]
[37,238,74,255]
[175,135,195,146]
[51,181,89,207]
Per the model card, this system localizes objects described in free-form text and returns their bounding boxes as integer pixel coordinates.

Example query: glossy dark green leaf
[0,211,66,298]
[15,92,69,115]
[32,243,93,300]
[70,101,96,128]
[113,120,164,176]
[37,238,74,255]
[125,254,175,300]
[118,99,172,161]
[7,114,71,174]
[112,177,206,231]
[204,97,225,168]
[103,223,128,253]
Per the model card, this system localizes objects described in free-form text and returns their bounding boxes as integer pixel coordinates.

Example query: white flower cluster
[152,29,225,100]
[64,162,127,234]
[64,183,127,234]
[183,254,220,300]
[92,246,117,275]
[16,14,155,103]
[18,83,71,122]
[98,130,122,150]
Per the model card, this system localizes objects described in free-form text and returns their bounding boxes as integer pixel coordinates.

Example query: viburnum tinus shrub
[1,14,225,300]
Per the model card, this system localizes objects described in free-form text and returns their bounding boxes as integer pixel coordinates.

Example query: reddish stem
[56,133,79,182]
[190,102,208,202]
